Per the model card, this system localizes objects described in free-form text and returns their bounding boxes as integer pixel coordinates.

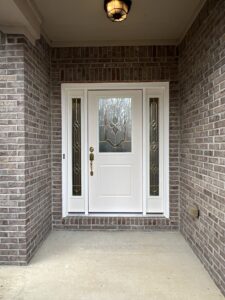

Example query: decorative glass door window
[99,98,132,152]
[72,98,81,196]
[149,98,159,196]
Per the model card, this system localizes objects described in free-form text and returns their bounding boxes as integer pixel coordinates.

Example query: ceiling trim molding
[178,0,206,43]
[0,25,36,45]
[40,28,52,46]
[10,0,42,44]
[26,0,42,24]
[51,39,179,48]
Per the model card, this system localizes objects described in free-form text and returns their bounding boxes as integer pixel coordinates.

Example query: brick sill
[58,215,178,231]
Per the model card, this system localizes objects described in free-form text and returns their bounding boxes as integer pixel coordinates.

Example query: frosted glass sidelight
[149,98,159,196]
[99,98,132,152]
[72,98,81,196]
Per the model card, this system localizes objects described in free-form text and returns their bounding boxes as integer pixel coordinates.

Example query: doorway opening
[62,83,169,217]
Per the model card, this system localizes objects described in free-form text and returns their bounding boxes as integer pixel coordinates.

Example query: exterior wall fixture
[104,0,132,22]
[188,204,200,219]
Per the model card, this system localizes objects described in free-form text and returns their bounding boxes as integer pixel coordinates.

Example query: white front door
[88,90,143,213]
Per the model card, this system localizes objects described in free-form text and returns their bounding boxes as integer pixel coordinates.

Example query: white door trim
[61,82,169,218]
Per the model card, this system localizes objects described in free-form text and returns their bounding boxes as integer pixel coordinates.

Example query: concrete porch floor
[0,231,223,300]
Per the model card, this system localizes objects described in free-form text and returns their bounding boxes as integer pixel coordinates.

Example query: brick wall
[0,33,27,264]
[51,45,180,230]
[0,34,51,264]
[179,0,225,295]
[23,37,52,261]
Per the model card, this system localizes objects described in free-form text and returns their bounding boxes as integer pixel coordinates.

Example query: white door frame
[61,82,169,218]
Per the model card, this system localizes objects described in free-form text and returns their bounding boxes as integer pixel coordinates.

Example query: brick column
[0,33,51,265]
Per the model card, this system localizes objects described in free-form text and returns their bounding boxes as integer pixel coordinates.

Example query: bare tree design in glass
[99,98,132,152]
[149,98,159,196]
[72,98,81,196]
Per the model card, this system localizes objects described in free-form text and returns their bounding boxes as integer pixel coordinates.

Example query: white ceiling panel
[0,0,206,46]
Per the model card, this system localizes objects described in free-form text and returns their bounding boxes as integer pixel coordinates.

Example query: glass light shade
[105,0,131,22]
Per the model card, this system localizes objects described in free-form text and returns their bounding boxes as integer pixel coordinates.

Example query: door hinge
[63,153,65,159]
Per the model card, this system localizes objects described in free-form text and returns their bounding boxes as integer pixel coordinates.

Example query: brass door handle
[89,147,94,176]
[89,153,94,161]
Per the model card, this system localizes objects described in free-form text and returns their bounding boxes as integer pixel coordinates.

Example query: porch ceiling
[0,0,206,46]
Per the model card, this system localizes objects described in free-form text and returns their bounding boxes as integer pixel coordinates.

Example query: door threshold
[67,213,165,218]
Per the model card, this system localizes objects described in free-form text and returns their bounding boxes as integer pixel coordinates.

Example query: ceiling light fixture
[104,0,132,22]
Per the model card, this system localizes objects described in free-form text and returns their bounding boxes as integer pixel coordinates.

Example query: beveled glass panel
[72,98,81,196]
[99,98,132,152]
[149,98,159,196]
